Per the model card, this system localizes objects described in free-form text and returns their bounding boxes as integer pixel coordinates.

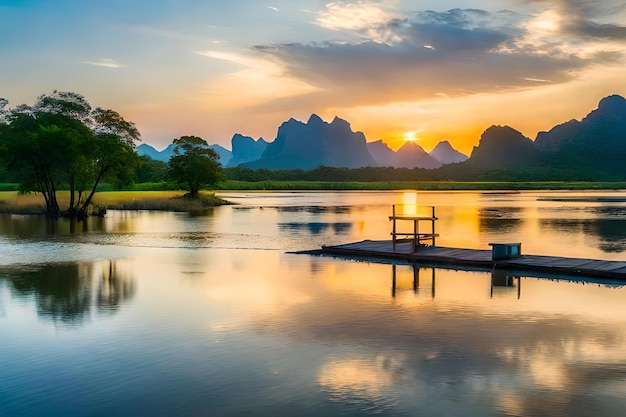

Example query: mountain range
[137,94,626,180]
[434,94,626,181]
[138,115,468,169]
[138,142,233,166]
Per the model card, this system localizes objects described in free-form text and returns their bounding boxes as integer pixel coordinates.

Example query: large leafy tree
[0,91,140,218]
[168,136,223,197]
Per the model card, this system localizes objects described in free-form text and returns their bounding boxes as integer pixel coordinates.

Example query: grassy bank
[93,191,229,212]
[0,190,230,215]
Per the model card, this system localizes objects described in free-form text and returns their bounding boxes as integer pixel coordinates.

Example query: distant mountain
[534,94,626,179]
[464,125,538,171]
[367,140,396,167]
[534,120,580,152]
[209,144,232,166]
[226,134,268,167]
[367,139,465,168]
[137,142,232,165]
[244,114,377,169]
[137,143,176,162]
[394,141,442,169]
[430,140,468,164]
[141,94,626,179]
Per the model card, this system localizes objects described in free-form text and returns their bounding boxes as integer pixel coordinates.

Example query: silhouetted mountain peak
[330,115,351,129]
[227,133,268,167]
[246,114,376,169]
[307,114,324,125]
[481,125,525,142]
[535,94,626,154]
[597,94,626,114]
[466,125,538,170]
[430,140,468,164]
[395,141,442,169]
[367,140,396,167]
[398,141,427,153]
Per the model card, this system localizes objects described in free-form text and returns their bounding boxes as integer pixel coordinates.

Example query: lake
[1,190,626,416]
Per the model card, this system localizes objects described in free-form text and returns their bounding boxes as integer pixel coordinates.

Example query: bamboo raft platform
[301,205,626,281]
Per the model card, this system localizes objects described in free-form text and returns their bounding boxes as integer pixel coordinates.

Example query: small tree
[168,136,223,197]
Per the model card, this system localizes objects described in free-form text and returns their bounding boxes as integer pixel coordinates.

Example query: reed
[0,191,229,215]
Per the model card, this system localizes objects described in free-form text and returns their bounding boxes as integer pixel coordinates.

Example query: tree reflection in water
[0,260,135,325]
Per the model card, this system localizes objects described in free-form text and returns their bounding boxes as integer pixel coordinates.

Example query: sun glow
[404,131,418,141]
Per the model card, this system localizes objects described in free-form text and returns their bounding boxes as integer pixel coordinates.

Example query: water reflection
[0,215,108,236]
[3,193,626,416]
[318,355,404,413]
[490,269,521,299]
[390,264,435,298]
[293,260,626,416]
[279,222,353,235]
[0,260,135,325]
[540,218,626,253]
[275,205,352,214]
[479,207,524,234]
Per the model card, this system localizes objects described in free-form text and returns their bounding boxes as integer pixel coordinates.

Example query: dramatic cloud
[253,8,595,108]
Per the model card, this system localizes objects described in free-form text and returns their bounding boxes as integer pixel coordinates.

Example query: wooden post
[391,205,395,249]
[431,206,436,246]
[431,268,436,299]
[391,263,397,297]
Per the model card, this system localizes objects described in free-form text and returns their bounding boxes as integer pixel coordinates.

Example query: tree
[135,155,168,183]
[167,136,223,197]
[0,91,140,218]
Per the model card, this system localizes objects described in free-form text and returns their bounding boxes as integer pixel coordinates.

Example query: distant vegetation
[216,180,626,191]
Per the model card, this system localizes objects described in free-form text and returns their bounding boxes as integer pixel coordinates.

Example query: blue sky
[2,0,626,153]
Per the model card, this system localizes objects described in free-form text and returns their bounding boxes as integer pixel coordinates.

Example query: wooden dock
[310,239,626,280]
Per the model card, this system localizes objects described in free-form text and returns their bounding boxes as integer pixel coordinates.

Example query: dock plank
[315,240,626,280]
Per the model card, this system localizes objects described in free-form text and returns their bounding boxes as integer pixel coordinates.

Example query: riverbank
[0,191,230,215]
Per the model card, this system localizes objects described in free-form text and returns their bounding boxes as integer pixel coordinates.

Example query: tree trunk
[78,169,106,218]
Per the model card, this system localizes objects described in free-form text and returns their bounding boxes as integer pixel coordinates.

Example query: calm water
[1,191,626,416]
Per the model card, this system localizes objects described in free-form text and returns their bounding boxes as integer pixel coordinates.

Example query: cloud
[523,77,553,83]
[315,0,402,43]
[268,6,279,12]
[514,0,626,39]
[193,49,320,109]
[83,58,124,68]
[252,8,593,109]
[570,21,626,39]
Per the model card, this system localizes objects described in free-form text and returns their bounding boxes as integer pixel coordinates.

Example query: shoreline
[0,191,231,216]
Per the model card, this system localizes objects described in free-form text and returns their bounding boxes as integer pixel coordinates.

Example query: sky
[1,0,626,154]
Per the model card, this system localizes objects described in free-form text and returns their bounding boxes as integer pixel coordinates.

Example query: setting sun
[404,131,418,142]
